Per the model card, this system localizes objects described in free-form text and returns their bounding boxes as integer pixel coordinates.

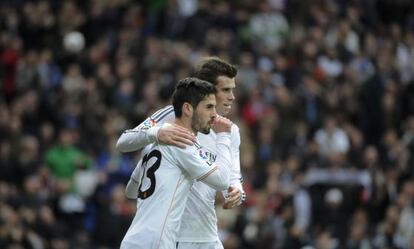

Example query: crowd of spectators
[1,0,414,248]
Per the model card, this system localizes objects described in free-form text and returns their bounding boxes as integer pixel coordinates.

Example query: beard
[192,113,211,134]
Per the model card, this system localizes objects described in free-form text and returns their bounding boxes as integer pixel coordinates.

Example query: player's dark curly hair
[172,77,217,117]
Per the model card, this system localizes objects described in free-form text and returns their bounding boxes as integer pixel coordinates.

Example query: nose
[212,107,217,118]
[229,91,235,101]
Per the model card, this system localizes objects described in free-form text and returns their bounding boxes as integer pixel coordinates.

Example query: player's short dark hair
[172,77,217,118]
[193,57,237,85]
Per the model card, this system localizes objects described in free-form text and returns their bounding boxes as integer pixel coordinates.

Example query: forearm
[215,133,232,182]
[223,149,246,205]
[200,133,232,190]
[228,168,245,201]
[229,169,244,190]
[116,126,160,152]
[198,166,228,191]
[125,178,139,199]
[125,161,143,199]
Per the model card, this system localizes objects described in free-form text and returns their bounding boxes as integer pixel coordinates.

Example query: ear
[182,102,193,117]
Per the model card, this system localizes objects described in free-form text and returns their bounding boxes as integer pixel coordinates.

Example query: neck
[174,118,196,135]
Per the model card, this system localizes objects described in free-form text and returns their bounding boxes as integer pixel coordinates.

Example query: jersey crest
[142,118,157,129]
[198,148,216,166]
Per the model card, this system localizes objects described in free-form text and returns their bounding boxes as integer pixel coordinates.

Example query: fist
[223,186,241,209]
[211,115,232,133]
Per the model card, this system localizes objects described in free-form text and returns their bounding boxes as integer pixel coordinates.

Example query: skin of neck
[174,117,197,135]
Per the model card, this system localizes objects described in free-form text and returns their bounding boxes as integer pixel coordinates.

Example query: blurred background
[1,0,414,248]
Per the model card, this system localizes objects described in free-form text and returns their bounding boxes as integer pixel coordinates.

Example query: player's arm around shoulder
[116,123,160,153]
[116,106,194,152]
[116,106,173,152]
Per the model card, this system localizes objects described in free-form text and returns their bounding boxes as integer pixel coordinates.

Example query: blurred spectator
[248,2,289,52]
[45,128,91,193]
[314,115,350,166]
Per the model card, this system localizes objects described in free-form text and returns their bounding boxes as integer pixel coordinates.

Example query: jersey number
[138,150,162,199]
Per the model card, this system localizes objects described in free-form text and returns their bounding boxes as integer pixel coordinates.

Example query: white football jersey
[120,140,221,249]
[178,125,241,242]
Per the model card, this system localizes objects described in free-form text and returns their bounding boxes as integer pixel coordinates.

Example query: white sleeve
[222,125,246,204]
[125,158,144,199]
[213,133,232,184]
[172,141,231,191]
[116,106,175,152]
